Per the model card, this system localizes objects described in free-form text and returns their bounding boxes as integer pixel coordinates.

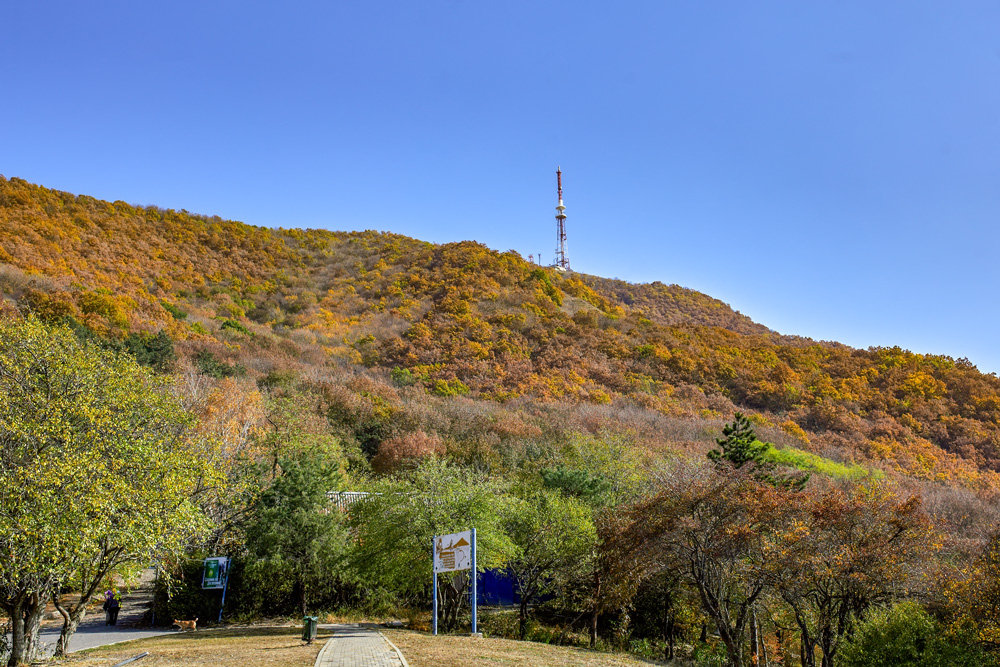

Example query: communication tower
[554,167,569,271]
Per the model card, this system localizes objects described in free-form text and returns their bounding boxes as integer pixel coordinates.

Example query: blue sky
[3,2,1000,372]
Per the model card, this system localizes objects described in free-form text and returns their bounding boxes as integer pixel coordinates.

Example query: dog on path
[173,618,198,632]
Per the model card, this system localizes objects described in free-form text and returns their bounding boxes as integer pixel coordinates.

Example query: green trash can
[302,616,318,644]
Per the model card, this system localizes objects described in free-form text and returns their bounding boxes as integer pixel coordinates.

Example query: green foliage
[431,378,470,396]
[160,301,188,320]
[555,433,648,505]
[194,350,246,378]
[540,465,612,505]
[390,366,417,387]
[710,413,809,490]
[220,318,251,336]
[839,601,988,667]
[123,330,176,373]
[348,458,515,596]
[708,412,767,468]
[0,317,210,663]
[761,444,879,480]
[505,490,597,638]
[243,445,349,615]
[530,268,563,306]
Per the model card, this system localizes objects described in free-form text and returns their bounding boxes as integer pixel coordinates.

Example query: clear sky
[3,2,1000,372]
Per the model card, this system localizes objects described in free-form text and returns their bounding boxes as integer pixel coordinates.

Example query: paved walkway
[36,625,174,656]
[34,567,172,659]
[314,624,407,667]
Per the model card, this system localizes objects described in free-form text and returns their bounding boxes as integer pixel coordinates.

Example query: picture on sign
[434,531,471,573]
[202,556,229,590]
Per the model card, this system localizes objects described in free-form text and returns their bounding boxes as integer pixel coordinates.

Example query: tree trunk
[794,617,816,667]
[5,597,25,667]
[664,615,675,660]
[589,568,602,649]
[53,593,86,658]
[21,593,45,666]
[819,633,836,667]
[5,591,46,667]
[518,599,529,640]
[750,608,759,666]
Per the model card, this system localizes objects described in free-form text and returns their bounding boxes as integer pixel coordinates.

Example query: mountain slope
[2,175,1000,491]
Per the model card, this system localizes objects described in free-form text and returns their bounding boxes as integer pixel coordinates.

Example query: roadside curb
[313,637,335,667]
[378,632,410,667]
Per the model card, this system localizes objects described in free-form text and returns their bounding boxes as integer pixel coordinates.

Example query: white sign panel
[434,531,471,573]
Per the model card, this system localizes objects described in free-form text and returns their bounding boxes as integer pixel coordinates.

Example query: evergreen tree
[709,413,809,491]
[708,412,768,467]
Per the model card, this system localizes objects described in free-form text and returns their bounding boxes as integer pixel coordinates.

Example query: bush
[390,367,416,387]
[839,601,987,667]
[194,350,246,378]
[161,301,188,320]
[124,330,176,372]
[220,318,251,336]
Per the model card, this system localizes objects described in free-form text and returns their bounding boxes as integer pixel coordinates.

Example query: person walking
[108,589,122,626]
[102,590,114,626]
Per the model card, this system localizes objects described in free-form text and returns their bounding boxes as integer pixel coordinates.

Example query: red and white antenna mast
[554,167,569,270]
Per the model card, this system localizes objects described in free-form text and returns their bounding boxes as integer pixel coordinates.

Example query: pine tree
[709,412,809,491]
[708,412,768,467]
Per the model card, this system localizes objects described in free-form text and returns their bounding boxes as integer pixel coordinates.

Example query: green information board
[202,556,228,590]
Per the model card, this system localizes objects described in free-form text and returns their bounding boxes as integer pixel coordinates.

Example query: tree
[540,465,612,505]
[943,531,1000,652]
[710,412,809,491]
[504,490,596,638]
[243,444,349,615]
[0,317,208,665]
[348,458,515,631]
[619,460,798,667]
[709,412,768,468]
[776,483,933,667]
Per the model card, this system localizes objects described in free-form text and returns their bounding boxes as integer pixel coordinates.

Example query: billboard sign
[202,556,229,590]
[433,531,471,573]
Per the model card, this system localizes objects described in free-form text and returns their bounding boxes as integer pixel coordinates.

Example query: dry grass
[382,629,664,666]
[62,626,330,667]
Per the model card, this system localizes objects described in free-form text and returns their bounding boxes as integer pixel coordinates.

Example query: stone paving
[314,624,406,667]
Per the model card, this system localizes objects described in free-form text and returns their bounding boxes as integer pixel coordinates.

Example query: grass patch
[382,628,663,666]
[63,626,328,667]
[762,444,881,480]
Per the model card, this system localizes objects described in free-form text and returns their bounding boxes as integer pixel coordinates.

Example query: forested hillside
[3,175,999,492]
[7,175,1000,666]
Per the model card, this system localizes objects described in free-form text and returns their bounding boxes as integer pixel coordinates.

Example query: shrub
[839,601,987,667]
[431,379,469,397]
[390,367,417,387]
[220,318,251,336]
[161,301,188,320]
[195,350,246,379]
[371,431,444,473]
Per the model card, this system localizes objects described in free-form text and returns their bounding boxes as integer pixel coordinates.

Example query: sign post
[470,527,478,635]
[432,530,475,636]
[202,557,230,622]
[431,537,438,636]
